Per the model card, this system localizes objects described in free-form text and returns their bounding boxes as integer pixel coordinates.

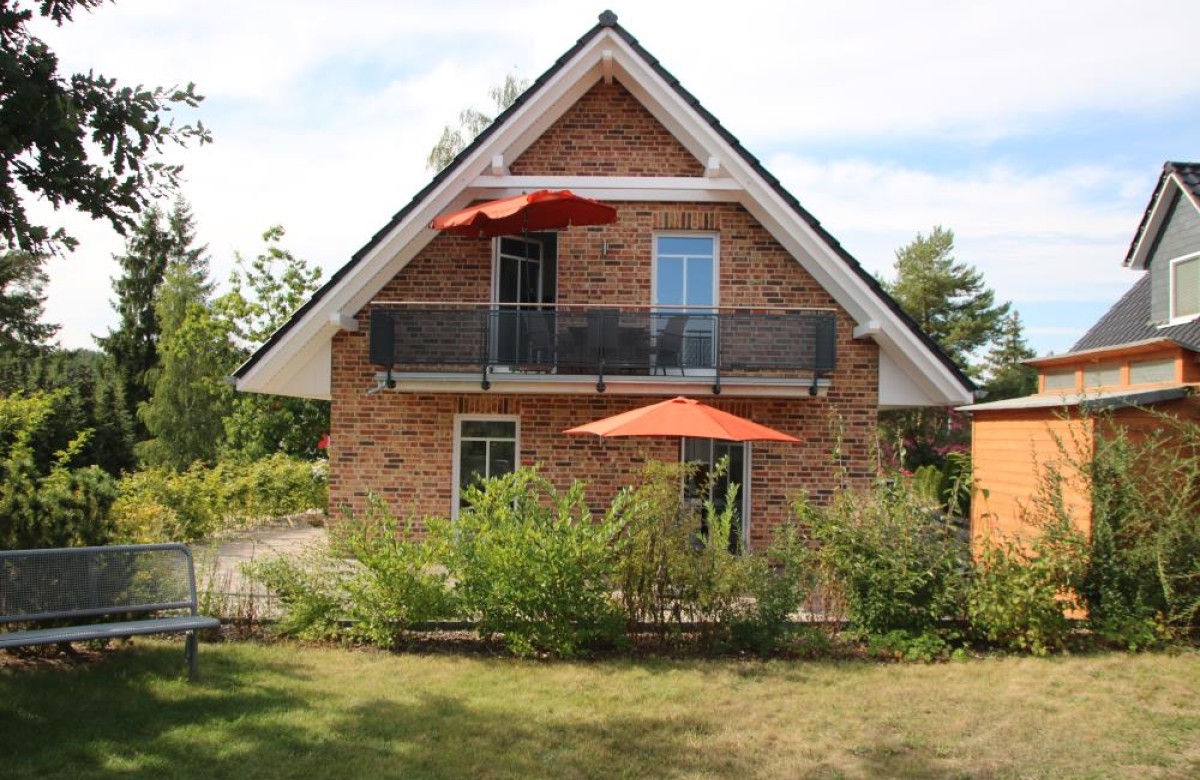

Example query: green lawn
[2,641,1198,779]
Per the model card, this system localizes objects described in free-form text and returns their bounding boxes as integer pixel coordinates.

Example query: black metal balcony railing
[369,305,836,392]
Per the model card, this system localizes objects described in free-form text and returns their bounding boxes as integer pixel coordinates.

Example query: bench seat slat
[0,615,220,649]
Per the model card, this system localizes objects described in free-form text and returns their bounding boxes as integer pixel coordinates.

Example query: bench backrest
[0,544,201,625]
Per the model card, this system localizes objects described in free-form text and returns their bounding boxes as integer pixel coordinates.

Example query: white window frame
[680,437,751,552]
[651,232,720,311]
[652,233,719,375]
[451,414,520,520]
[1168,252,1200,324]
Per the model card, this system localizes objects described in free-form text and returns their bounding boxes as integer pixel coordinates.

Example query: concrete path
[193,515,328,611]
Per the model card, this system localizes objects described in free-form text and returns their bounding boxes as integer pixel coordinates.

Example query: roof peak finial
[598,10,618,27]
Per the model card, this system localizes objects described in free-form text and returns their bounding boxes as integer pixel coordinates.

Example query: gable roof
[1125,161,1200,270]
[233,11,973,405]
[1070,273,1200,353]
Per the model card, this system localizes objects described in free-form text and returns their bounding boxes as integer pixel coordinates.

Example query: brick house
[963,161,1200,545]
[234,12,973,550]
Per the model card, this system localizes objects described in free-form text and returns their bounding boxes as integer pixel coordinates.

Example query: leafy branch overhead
[0,0,211,255]
[427,74,528,172]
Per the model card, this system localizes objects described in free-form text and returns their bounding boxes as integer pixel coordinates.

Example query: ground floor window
[453,416,518,517]
[682,438,748,552]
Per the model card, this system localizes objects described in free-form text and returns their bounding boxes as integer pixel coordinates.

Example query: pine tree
[97,198,208,438]
[0,249,58,356]
[881,226,1010,472]
[885,226,1010,376]
[138,212,231,470]
[0,349,136,476]
[982,311,1038,401]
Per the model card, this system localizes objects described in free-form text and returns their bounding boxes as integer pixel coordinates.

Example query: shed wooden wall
[970,410,1093,549]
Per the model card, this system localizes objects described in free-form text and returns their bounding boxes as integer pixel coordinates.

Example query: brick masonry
[329,79,880,550]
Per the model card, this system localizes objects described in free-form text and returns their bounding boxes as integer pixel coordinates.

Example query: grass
[2,641,1199,779]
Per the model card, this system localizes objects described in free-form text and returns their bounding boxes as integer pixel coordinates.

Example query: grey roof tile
[1169,161,1200,201]
[1071,272,1200,353]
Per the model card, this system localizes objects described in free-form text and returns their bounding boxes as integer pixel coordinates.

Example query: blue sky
[31,0,1200,358]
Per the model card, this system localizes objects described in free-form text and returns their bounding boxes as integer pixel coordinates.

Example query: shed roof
[958,385,1191,413]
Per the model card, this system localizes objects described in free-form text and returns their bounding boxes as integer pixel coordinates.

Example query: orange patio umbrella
[564,396,800,443]
[432,189,618,238]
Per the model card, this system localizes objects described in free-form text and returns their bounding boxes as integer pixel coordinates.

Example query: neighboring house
[234,12,973,550]
[964,161,1200,544]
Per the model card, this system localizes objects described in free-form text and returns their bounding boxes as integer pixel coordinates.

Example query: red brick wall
[328,71,881,549]
[327,387,875,550]
[510,80,703,177]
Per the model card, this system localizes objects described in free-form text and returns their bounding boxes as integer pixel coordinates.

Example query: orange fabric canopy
[564,396,800,443]
[432,189,618,238]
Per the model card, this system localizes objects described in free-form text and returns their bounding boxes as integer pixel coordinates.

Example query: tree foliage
[216,226,328,461]
[426,74,529,172]
[0,0,210,255]
[96,198,205,435]
[0,390,119,549]
[982,310,1038,401]
[885,226,1010,375]
[880,226,1010,471]
[0,248,57,352]
[0,348,135,475]
[138,233,232,470]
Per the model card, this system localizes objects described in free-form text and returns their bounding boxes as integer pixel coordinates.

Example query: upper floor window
[1083,363,1122,389]
[654,235,717,309]
[1042,368,1076,393]
[1130,358,1176,385]
[1170,254,1200,321]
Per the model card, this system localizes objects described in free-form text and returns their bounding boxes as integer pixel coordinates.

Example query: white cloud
[769,155,1147,306]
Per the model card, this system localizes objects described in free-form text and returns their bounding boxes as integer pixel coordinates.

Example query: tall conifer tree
[98,198,207,439]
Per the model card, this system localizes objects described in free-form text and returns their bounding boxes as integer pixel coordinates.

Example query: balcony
[368,304,837,395]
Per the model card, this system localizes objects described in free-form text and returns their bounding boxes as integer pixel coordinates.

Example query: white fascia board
[468,175,741,203]
[472,174,741,192]
[737,194,969,406]
[238,26,968,406]
[1128,175,1179,270]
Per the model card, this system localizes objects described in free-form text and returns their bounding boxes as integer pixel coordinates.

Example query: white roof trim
[1128,172,1200,270]
[238,26,970,406]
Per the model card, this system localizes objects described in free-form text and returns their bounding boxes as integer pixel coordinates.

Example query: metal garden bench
[0,543,220,679]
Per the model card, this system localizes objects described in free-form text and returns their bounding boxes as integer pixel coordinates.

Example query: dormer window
[1170,253,1200,321]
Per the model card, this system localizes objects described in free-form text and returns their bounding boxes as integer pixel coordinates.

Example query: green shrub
[732,522,818,654]
[111,466,218,542]
[866,629,956,663]
[967,516,1087,655]
[246,496,455,647]
[0,392,119,549]
[213,454,328,523]
[336,497,457,647]
[798,477,969,637]
[610,460,749,644]
[609,460,816,652]
[111,455,328,542]
[243,551,345,640]
[1083,418,1200,643]
[436,467,625,657]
